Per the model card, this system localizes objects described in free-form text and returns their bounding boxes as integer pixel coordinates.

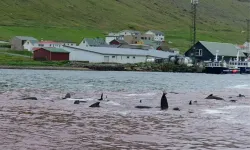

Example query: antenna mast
[191,0,199,46]
[247,19,250,52]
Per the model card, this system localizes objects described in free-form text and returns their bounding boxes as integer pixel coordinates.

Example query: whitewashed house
[79,38,107,48]
[145,30,165,42]
[105,35,124,44]
[105,30,141,44]
[63,45,174,64]
[118,30,141,36]
[23,39,39,51]
[34,41,64,48]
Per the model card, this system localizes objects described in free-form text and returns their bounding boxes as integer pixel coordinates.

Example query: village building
[10,36,38,50]
[23,39,39,51]
[63,46,176,64]
[109,39,128,45]
[55,40,77,47]
[145,30,165,42]
[79,38,107,48]
[33,47,69,61]
[185,41,246,62]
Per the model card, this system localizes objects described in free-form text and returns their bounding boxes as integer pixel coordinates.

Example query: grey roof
[30,40,39,44]
[199,41,245,57]
[15,36,38,41]
[64,46,176,58]
[84,38,107,46]
[118,44,153,50]
[148,30,165,36]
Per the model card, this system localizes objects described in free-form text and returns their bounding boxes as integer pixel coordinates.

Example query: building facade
[10,36,38,50]
[33,48,69,61]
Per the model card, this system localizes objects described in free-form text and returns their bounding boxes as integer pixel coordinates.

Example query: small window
[127,56,130,59]
[112,56,115,58]
[141,37,144,40]
[71,44,73,46]
[50,44,52,46]
[135,37,137,39]
[38,44,44,47]
[133,56,136,59]
[149,37,151,40]
[145,37,147,40]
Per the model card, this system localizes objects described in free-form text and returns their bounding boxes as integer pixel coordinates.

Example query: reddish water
[1,70,250,149]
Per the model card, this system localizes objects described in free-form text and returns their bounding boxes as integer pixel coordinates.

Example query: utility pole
[190,0,199,64]
[247,19,250,50]
[191,0,198,46]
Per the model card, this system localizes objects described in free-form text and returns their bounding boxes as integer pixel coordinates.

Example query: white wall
[23,41,34,51]
[108,55,147,64]
[64,46,103,62]
[78,40,89,48]
[145,31,165,42]
[105,37,117,44]
[63,46,150,64]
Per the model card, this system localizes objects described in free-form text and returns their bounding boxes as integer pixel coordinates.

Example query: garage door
[104,56,109,62]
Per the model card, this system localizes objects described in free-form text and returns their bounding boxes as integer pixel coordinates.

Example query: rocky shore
[0,62,204,73]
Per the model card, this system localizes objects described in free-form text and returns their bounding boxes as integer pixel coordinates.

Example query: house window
[145,37,147,40]
[161,38,163,40]
[195,49,202,56]
[50,44,52,47]
[135,37,137,39]
[112,56,115,58]
[149,37,151,40]
[127,56,130,59]
[133,56,136,59]
[71,44,73,46]
[141,37,144,40]
[38,44,44,47]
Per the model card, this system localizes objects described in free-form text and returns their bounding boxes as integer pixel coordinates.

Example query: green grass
[0,0,249,52]
[0,50,32,56]
[0,53,69,66]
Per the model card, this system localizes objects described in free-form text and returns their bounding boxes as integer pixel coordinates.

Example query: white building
[23,39,39,51]
[105,30,141,44]
[145,30,165,42]
[105,36,124,44]
[118,30,141,36]
[24,40,77,52]
[63,46,174,64]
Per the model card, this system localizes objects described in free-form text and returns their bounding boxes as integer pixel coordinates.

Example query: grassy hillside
[0,0,250,52]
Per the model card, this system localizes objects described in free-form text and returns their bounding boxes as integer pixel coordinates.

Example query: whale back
[89,102,100,108]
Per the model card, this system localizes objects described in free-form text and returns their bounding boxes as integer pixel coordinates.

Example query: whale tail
[98,93,103,101]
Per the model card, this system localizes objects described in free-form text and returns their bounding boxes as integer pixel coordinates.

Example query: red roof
[32,47,40,51]
[38,41,62,44]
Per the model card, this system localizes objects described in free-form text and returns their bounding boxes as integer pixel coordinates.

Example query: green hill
[0,0,250,52]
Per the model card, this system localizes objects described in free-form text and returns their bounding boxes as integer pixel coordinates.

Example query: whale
[205,94,224,100]
[135,106,152,109]
[63,93,71,99]
[189,100,192,105]
[173,107,180,111]
[161,91,168,110]
[230,100,237,103]
[22,97,38,100]
[98,93,103,101]
[89,102,100,108]
[237,94,245,98]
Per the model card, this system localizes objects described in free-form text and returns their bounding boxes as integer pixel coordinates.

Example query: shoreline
[0,66,92,71]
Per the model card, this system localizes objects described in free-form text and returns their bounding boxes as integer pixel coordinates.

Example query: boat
[204,49,249,74]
